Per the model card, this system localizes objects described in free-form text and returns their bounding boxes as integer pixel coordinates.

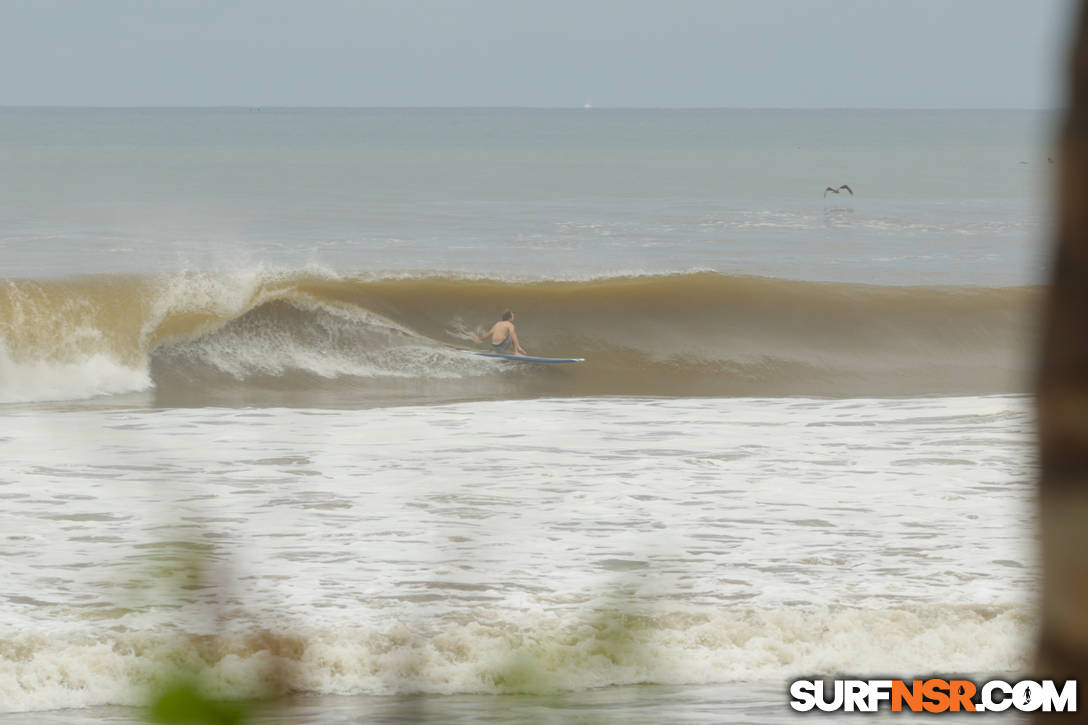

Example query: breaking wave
[0,268,1038,406]
[0,603,1031,712]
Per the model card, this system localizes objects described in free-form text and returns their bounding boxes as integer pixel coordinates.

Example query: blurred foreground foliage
[148,678,250,725]
[137,542,256,724]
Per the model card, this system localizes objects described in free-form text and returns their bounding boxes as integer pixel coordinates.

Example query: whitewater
[0,108,1050,722]
[0,396,1035,720]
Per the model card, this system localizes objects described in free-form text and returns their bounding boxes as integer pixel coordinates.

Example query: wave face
[0,270,1037,405]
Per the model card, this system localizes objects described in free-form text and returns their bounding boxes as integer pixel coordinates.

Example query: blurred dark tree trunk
[1037,1,1088,718]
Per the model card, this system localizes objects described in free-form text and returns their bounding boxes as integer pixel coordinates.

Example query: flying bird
[824,185,854,198]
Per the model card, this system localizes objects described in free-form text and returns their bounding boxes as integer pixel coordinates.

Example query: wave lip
[0,269,1038,405]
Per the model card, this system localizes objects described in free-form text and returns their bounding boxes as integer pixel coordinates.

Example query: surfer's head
[502,309,514,321]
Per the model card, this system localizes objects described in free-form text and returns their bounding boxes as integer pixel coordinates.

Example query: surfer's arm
[472,324,496,344]
[512,329,526,355]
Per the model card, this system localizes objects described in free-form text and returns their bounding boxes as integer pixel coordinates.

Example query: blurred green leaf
[148,680,248,725]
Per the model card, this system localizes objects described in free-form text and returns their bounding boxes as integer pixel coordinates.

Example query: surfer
[472,309,526,355]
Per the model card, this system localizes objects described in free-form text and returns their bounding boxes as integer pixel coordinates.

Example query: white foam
[0,395,1038,712]
[0,604,1032,712]
[162,296,490,380]
[0,343,151,403]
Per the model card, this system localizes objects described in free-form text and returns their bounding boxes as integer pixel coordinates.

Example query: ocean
[0,108,1050,722]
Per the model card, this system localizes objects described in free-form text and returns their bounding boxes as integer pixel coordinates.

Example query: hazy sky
[0,0,1073,108]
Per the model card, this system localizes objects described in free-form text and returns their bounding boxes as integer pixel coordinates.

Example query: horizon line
[0,104,1059,112]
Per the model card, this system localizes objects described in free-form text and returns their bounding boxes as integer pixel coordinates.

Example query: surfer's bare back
[473,309,526,355]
